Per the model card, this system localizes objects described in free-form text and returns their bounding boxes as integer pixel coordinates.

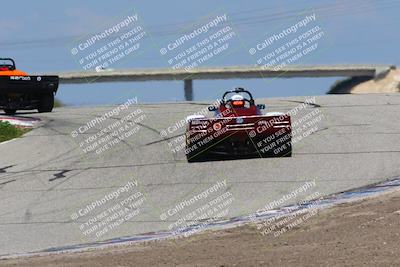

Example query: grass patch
[0,121,29,143]
[54,98,65,108]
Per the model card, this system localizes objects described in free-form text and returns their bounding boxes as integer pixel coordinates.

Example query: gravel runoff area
[1,187,400,267]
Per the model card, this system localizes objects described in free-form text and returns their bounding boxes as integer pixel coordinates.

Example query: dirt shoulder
[329,68,400,94]
[2,189,400,267]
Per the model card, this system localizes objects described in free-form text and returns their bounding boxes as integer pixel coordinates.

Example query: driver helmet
[230,94,245,108]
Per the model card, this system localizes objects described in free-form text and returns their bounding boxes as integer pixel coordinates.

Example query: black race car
[0,58,59,115]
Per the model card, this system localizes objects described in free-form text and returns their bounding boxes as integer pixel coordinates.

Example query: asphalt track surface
[0,94,399,256]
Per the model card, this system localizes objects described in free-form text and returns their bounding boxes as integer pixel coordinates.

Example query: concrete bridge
[54,65,395,100]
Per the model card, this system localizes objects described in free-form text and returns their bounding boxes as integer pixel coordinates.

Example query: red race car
[185,88,292,162]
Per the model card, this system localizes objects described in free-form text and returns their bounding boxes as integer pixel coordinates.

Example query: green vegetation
[54,98,65,108]
[0,121,29,143]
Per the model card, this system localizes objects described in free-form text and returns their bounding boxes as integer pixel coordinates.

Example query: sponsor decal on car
[10,76,31,81]
[213,122,222,131]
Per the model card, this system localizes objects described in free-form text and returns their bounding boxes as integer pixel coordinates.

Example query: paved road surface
[0,94,399,256]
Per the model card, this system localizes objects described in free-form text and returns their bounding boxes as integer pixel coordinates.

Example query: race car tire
[38,93,54,113]
[257,137,292,158]
[276,138,292,157]
[186,154,198,163]
[186,147,205,162]
[282,148,292,157]
[185,141,209,162]
[3,109,16,115]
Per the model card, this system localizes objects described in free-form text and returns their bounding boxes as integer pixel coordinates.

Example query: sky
[1,0,399,105]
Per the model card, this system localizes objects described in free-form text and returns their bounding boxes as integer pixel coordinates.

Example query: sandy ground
[330,68,400,94]
[1,189,400,267]
[351,69,400,94]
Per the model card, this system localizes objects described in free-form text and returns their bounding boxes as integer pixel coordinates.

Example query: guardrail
[53,65,395,101]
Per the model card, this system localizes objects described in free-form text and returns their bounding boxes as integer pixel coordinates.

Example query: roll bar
[0,58,16,70]
[221,87,255,105]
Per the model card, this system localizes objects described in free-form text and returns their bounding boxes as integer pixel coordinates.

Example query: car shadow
[1,111,40,117]
[188,153,291,163]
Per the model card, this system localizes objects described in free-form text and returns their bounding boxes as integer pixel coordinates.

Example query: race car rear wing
[0,75,59,94]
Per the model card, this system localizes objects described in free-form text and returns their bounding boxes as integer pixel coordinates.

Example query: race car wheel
[282,147,292,157]
[186,146,204,162]
[3,109,16,115]
[186,154,197,163]
[186,141,208,162]
[276,138,292,157]
[257,137,292,158]
[38,93,54,113]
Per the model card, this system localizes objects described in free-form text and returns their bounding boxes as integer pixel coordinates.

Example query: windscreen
[0,58,15,70]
